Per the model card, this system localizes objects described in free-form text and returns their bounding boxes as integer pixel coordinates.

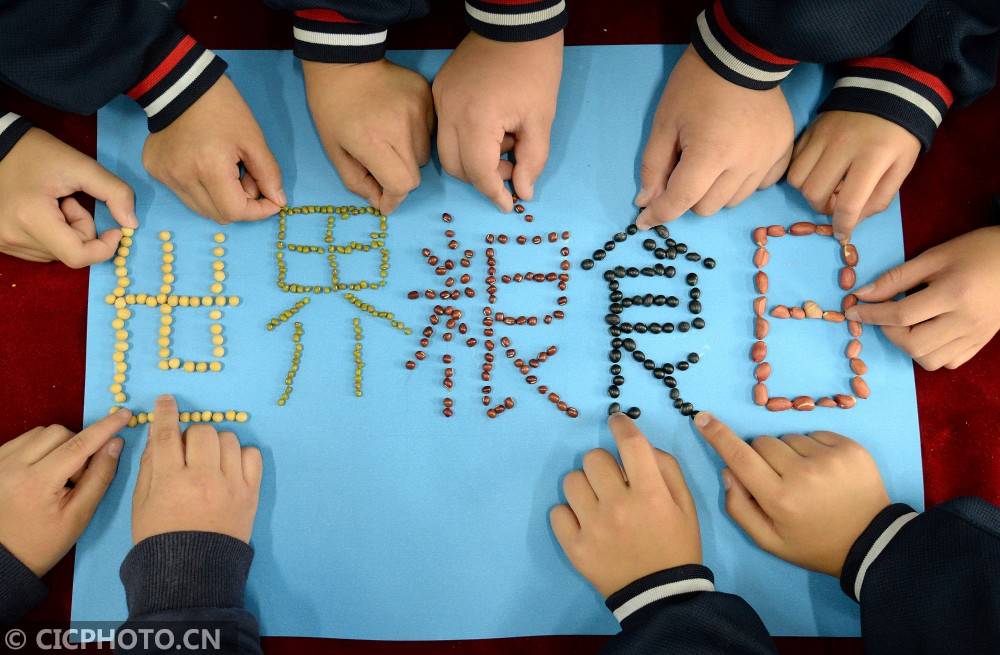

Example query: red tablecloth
[1,2,997,653]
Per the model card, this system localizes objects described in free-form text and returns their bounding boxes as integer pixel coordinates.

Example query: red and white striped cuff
[819,57,954,150]
[0,111,32,161]
[820,57,954,150]
[690,0,797,90]
[126,34,228,133]
[465,0,568,42]
[292,9,388,63]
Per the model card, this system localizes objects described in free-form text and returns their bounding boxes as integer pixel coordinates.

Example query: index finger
[25,211,120,269]
[846,284,951,327]
[147,394,185,472]
[459,127,513,212]
[608,413,665,494]
[37,408,132,481]
[693,411,780,498]
[202,159,281,223]
[636,148,723,228]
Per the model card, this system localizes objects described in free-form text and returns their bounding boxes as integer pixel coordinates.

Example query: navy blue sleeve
[0,111,32,162]
[116,532,261,655]
[840,498,1000,654]
[0,542,48,626]
[601,564,777,655]
[0,1,227,132]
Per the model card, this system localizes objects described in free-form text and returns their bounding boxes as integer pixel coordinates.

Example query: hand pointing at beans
[846,227,1000,371]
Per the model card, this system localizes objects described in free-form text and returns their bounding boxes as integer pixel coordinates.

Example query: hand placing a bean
[845,226,1000,371]
[550,414,701,597]
[433,31,563,212]
[132,395,262,544]
[0,128,137,267]
[788,111,920,242]
[304,60,433,215]
[142,76,286,225]
[694,412,889,577]
[0,409,131,576]
[635,46,793,230]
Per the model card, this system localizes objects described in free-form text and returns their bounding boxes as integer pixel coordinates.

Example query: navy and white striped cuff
[126,34,228,133]
[0,112,32,161]
[690,0,797,90]
[292,9,388,63]
[465,0,568,43]
[820,57,954,150]
[605,564,716,626]
[840,503,919,603]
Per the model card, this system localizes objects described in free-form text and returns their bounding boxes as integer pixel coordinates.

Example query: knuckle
[582,449,605,469]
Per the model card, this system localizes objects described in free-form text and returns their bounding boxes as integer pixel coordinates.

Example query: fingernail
[834,231,847,242]
[721,469,733,490]
[107,438,124,459]
[635,208,652,229]
[845,308,860,321]
[276,189,288,207]
[634,188,650,207]
[126,211,139,228]
[855,284,874,297]
[693,411,711,428]
[607,411,625,421]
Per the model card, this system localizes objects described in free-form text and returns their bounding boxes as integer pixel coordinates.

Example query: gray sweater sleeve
[0,542,47,626]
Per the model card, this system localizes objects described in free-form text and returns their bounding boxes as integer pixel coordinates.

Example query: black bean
[666,247,678,259]
[686,273,698,286]
[669,388,681,400]
[676,243,688,254]
[610,303,624,314]
[619,323,633,333]
[703,258,716,269]
[666,238,676,247]
[654,264,666,275]
[608,402,621,415]
[661,322,675,333]
[641,267,656,276]
[643,359,655,371]
[690,287,701,299]
[622,298,633,308]
[609,349,622,362]
[673,399,684,409]
[681,403,694,416]
[693,318,706,329]
[654,248,667,260]
[610,364,622,375]
[654,295,667,306]
[626,267,640,277]
[665,266,676,278]
[677,361,690,371]
[686,252,701,262]
[608,280,620,291]
[666,296,680,308]
[610,290,623,302]
[581,259,595,270]
[689,300,702,314]
[626,407,641,419]
[605,314,621,325]
[687,353,700,363]
[630,295,642,304]
[614,265,626,278]
[663,363,675,374]
[654,225,670,239]
[653,368,667,379]
[642,239,657,251]
[634,323,648,333]
[626,224,638,235]
[642,294,654,307]
[603,270,616,282]
[604,241,616,251]
[679,321,691,332]
[613,375,625,386]
[648,323,662,334]
[622,338,636,352]
[609,325,622,336]
[613,232,628,242]
[665,376,677,388]
[608,385,621,398]
[632,350,646,362]
[593,250,606,261]
[611,338,623,349]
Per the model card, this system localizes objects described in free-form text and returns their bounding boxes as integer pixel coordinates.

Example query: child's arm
[0,125,138,267]
[0,411,131,625]
[0,2,284,224]
[116,395,262,655]
[845,226,1000,370]
[550,414,777,654]
[694,412,1000,653]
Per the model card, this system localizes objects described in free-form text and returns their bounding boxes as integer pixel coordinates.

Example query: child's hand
[132,396,261,544]
[433,31,563,211]
[303,60,433,215]
[788,111,920,242]
[635,46,793,229]
[142,76,285,224]
[694,412,889,577]
[0,128,137,267]
[846,226,1000,371]
[0,409,130,576]
[550,414,701,597]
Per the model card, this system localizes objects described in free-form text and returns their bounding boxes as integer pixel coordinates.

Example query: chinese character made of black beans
[580,223,715,418]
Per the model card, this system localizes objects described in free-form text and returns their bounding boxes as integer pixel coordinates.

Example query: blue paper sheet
[75,46,922,640]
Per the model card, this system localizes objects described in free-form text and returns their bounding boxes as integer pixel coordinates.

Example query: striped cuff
[840,503,919,603]
[690,0,797,90]
[292,9,388,63]
[465,0,568,42]
[605,564,716,627]
[126,34,228,133]
[0,112,32,162]
[819,57,954,150]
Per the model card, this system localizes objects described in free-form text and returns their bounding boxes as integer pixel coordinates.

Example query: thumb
[241,138,286,208]
[636,122,679,208]
[722,468,782,553]
[78,161,138,229]
[511,120,551,202]
[853,254,939,303]
[66,437,123,521]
